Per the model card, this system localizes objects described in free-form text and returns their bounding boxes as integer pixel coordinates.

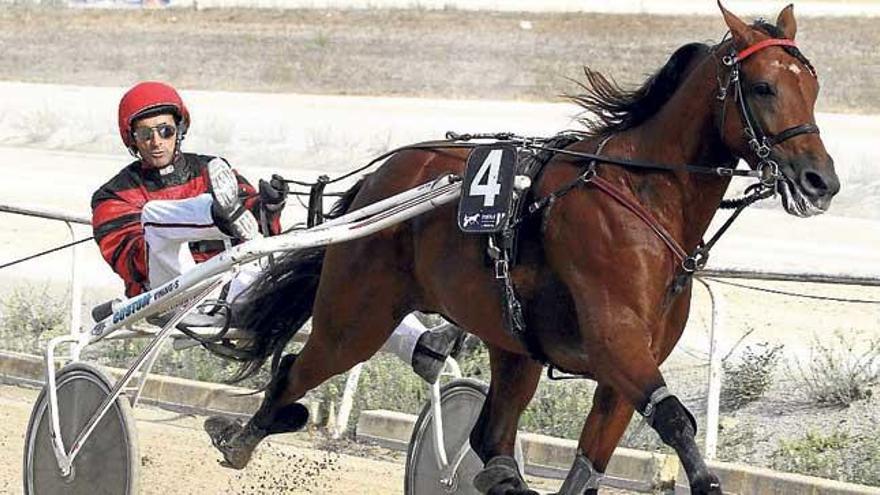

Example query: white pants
[140,195,427,364]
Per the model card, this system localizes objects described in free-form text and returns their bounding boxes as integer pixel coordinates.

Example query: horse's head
[716,2,839,217]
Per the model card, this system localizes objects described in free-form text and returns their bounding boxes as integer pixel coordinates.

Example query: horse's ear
[718,0,756,49]
[776,4,797,40]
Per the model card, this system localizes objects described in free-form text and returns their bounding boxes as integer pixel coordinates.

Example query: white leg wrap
[226,260,265,303]
[558,450,603,494]
[381,314,428,364]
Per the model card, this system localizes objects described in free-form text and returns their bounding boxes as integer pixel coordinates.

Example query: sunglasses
[132,123,177,142]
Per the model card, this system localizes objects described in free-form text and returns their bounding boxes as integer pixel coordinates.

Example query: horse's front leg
[471,345,543,495]
[565,309,720,495]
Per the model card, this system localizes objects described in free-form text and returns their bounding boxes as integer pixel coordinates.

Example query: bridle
[520,35,824,276]
[715,36,820,187]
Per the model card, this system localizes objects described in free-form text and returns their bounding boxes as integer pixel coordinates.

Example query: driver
[91,81,460,383]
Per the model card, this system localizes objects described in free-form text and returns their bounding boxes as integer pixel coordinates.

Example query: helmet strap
[172,130,184,159]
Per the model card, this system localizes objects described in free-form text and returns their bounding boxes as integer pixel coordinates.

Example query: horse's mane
[569,42,711,137]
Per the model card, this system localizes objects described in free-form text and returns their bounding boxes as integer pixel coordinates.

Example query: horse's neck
[619,62,735,250]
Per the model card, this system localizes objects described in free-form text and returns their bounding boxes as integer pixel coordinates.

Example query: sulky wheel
[23,362,139,495]
[405,378,524,495]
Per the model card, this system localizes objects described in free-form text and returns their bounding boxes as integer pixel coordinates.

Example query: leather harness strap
[734,38,797,62]
[579,37,818,272]
[588,175,688,264]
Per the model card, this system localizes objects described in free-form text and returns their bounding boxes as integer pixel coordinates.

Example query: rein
[283,125,762,195]
[448,132,763,181]
[283,37,815,279]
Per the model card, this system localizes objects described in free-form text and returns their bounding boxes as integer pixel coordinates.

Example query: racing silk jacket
[91,152,281,297]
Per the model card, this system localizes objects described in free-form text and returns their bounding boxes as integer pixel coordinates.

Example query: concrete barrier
[2,351,878,494]
[681,461,880,495]
[353,410,880,494]
[518,433,662,492]
[0,349,261,417]
[356,409,417,452]
[0,351,44,385]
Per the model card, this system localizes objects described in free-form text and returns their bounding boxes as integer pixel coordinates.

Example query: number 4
[470,149,503,207]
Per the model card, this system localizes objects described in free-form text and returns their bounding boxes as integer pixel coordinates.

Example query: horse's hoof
[205,416,243,445]
[487,485,539,495]
[204,416,256,470]
[691,473,723,495]
[473,456,533,494]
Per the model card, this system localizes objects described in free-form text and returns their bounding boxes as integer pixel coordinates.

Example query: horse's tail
[228,178,365,382]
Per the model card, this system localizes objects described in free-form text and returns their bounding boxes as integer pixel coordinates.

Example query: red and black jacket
[91,152,281,297]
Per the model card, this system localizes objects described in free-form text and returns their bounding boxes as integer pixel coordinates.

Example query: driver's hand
[259,174,289,212]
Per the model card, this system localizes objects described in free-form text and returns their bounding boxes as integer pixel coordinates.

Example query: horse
[204,3,839,493]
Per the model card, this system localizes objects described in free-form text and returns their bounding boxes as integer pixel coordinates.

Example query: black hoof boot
[411,323,465,384]
[473,456,538,495]
[205,403,310,470]
[691,473,723,495]
[204,416,263,470]
[260,402,310,435]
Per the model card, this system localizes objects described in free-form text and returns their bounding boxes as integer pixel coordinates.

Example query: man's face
[132,113,178,169]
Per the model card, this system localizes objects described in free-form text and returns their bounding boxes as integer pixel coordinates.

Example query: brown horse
[205,3,838,494]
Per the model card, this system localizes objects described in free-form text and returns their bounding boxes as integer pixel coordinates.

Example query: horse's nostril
[802,170,829,195]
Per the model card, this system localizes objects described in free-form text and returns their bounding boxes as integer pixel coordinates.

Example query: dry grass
[0,6,877,113]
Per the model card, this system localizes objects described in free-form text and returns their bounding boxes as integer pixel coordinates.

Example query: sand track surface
[4,383,620,494]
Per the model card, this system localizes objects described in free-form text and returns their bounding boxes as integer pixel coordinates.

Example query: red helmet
[118,81,191,150]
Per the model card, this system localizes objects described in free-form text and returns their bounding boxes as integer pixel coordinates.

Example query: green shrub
[771,429,880,486]
[790,333,880,407]
[0,284,68,352]
[346,354,427,421]
[521,379,595,440]
[721,342,783,411]
[772,431,850,478]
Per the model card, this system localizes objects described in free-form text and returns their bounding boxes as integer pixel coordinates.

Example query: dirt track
[0,6,878,113]
[2,383,606,495]
[0,384,401,495]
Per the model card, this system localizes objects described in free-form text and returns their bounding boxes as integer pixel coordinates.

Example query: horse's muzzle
[802,156,840,200]
[780,156,840,216]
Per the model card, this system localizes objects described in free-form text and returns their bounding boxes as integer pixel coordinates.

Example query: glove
[259,174,289,213]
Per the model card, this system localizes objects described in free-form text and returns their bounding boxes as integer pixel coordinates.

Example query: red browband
[736,38,798,62]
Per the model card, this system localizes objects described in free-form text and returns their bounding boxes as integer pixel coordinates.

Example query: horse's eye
[752,82,776,97]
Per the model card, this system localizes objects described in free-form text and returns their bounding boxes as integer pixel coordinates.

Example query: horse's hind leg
[206,260,408,469]
[470,346,543,495]
[554,384,633,494]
